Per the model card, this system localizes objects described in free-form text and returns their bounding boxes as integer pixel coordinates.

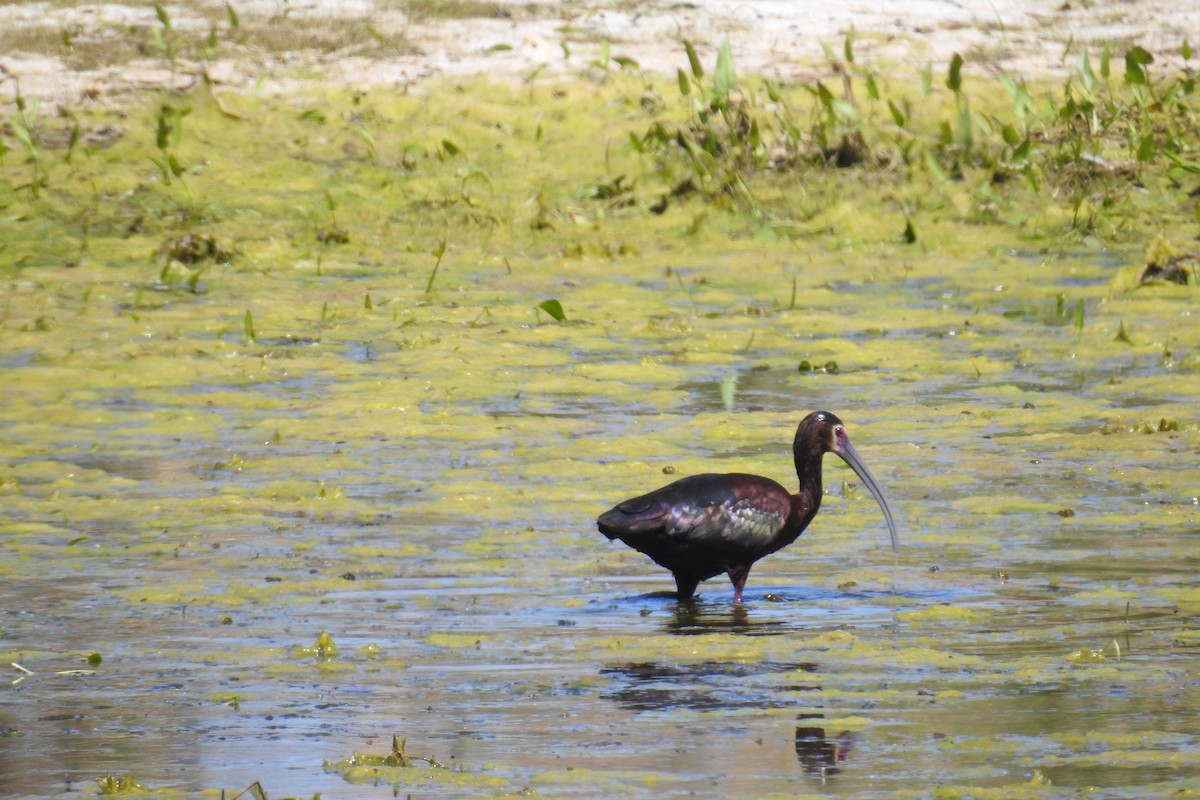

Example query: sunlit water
[2,77,1198,800]
[4,320,1197,798]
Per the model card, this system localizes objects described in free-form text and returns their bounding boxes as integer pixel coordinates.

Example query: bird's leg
[673,572,700,602]
[728,565,751,604]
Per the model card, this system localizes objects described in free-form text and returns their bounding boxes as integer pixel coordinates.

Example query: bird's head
[795,411,900,553]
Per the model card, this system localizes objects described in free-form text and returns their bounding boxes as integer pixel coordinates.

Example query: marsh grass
[631,34,1197,239]
[1,24,1196,291]
[4,84,46,194]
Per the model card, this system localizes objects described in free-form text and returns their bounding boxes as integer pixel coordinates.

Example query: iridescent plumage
[598,411,899,602]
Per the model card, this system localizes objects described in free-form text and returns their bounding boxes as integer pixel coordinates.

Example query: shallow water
[2,75,1199,798]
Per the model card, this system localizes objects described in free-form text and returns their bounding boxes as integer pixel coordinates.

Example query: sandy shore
[1,0,1196,109]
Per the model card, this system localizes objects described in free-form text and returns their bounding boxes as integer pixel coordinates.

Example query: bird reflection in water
[795,715,854,782]
[663,600,756,635]
[599,661,814,712]
[599,659,856,781]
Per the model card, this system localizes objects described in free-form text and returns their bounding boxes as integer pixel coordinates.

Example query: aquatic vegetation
[631,35,1198,240]
[535,298,567,322]
[1065,647,1108,664]
[424,239,447,293]
[330,734,448,770]
[797,359,839,374]
[895,604,991,624]
[222,780,320,800]
[213,691,245,711]
[95,773,147,795]
[296,630,339,660]
[150,101,190,188]
[6,83,46,194]
[0,11,1198,800]
[325,736,520,791]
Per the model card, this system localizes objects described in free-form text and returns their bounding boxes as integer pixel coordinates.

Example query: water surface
[1,75,1198,800]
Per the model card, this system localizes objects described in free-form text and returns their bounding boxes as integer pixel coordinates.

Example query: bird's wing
[599,474,792,551]
[664,487,792,550]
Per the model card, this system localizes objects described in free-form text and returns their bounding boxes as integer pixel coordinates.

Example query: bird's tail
[597,497,664,540]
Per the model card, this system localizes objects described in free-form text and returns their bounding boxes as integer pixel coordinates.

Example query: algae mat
[2,69,1199,799]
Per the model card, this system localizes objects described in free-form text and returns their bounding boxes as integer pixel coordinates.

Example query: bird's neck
[790,453,824,530]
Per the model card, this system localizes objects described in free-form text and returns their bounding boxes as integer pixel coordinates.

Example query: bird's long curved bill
[837,441,900,553]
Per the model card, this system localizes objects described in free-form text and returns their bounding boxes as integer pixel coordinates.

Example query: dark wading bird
[598,411,899,603]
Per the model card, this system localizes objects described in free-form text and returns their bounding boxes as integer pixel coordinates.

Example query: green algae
[425,632,499,649]
[331,761,510,792]
[0,37,1198,800]
[895,604,993,624]
[324,735,520,792]
[94,773,150,795]
[925,771,1055,800]
[296,630,339,659]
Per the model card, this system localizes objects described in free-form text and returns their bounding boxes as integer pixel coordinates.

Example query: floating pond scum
[1,4,1199,799]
